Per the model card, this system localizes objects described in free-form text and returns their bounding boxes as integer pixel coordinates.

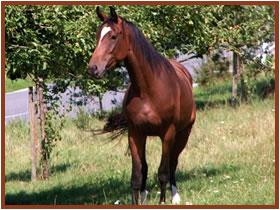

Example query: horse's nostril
[88,65,98,75]
[92,65,98,71]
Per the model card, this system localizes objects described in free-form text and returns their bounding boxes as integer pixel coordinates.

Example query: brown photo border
[1,1,279,209]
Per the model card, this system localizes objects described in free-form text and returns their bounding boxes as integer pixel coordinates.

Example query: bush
[242,56,274,100]
[73,108,92,130]
[195,52,230,86]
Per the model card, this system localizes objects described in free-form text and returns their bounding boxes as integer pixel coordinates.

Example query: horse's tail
[103,88,130,139]
[103,112,127,132]
[103,110,128,139]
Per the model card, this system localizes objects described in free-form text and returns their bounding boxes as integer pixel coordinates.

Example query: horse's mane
[124,19,173,72]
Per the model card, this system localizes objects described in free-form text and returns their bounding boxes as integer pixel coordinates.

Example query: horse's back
[168,59,193,87]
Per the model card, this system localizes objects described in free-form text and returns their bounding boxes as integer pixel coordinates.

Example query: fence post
[38,83,49,179]
[28,87,38,181]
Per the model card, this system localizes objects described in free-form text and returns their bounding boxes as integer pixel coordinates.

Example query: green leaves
[5,5,97,81]
[5,5,274,81]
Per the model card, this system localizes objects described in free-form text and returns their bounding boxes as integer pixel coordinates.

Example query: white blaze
[97,26,111,47]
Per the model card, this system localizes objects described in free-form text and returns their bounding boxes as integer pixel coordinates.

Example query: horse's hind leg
[128,127,147,204]
[169,125,193,204]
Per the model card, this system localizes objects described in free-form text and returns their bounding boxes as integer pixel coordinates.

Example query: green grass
[194,80,232,109]
[5,98,275,205]
[5,78,34,93]
[193,76,275,109]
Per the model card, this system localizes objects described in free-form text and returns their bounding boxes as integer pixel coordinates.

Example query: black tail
[103,111,128,139]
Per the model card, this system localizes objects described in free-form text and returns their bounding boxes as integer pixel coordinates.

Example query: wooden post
[231,52,240,105]
[98,94,103,115]
[232,52,238,98]
[34,84,40,156]
[38,82,49,179]
[28,87,38,181]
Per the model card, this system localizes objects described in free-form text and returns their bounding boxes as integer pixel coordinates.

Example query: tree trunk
[239,59,247,101]
[28,87,38,181]
[231,52,240,105]
[207,50,214,78]
[38,81,49,179]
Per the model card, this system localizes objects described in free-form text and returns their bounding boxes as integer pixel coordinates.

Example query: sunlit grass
[5,98,275,205]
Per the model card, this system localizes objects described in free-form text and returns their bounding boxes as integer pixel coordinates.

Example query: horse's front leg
[128,127,147,204]
[158,125,176,204]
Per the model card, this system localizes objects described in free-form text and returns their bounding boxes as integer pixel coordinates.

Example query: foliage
[42,110,65,161]
[5,6,125,93]
[242,62,275,100]
[5,4,275,95]
[5,5,274,77]
[73,107,92,130]
[195,51,230,86]
[6,6,92,80]
[207,6,274,53]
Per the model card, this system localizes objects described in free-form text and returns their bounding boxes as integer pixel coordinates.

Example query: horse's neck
[125,50,156,93]
[124,27,163,94]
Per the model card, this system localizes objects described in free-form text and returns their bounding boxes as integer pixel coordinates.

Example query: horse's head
[88,6,129,79]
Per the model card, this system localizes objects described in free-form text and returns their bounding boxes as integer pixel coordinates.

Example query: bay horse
[88,7,196,205]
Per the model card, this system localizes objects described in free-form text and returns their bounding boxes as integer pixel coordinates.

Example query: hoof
[140,190,148,204]
[114,200,120,205]
[171,193,181,205]
[171,185,181,205]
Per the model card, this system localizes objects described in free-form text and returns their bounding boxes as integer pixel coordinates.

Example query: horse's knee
[158,171,170,184]
[158,158,170,184]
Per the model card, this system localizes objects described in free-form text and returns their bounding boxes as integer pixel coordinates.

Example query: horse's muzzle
[88,64,102,79]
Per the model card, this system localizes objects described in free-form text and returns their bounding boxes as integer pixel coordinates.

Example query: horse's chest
[125,98,161,128]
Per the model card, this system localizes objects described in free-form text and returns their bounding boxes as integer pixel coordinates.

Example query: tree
[5,5,98,179]
[6,5,274,98]
[204,5,274,101]
[5,5,127,179]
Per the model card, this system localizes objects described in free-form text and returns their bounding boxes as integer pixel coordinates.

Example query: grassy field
[5,78,34,93]
[5,97,275,205]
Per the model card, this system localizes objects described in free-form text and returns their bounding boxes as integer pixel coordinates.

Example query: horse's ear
[96,6,107,22]
[109,6,118,23]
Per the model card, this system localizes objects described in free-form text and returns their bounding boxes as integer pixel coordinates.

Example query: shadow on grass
[5,175,129,205]
[5,164,240,205]
[195,99,229,110]
[5,163,72,182]
[176,164,240,183]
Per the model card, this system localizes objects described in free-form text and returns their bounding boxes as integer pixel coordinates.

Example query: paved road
[5,87,125,124]
[5,89,29,123]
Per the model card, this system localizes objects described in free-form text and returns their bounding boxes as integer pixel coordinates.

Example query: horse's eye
[112,35,117,40]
